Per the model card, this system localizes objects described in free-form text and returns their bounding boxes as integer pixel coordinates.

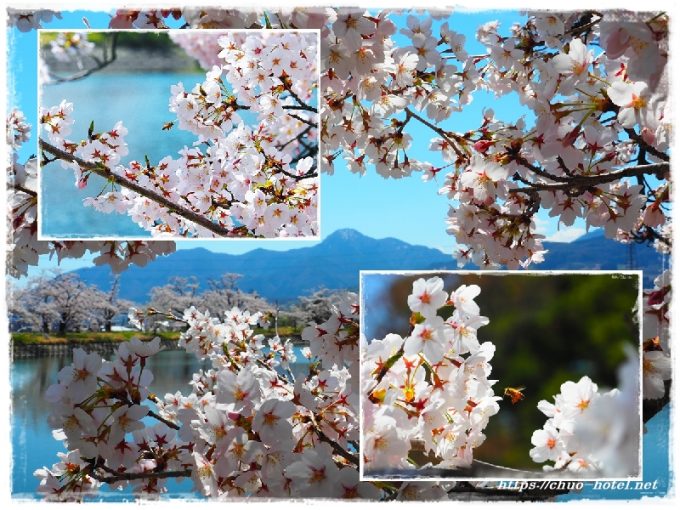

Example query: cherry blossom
[406,276,448,319]
[6,109,177,277]
[9,9,672,275]
[530,351,640,477]
[362,277,500,474]
[39,31,319,239]
[8,8,61,31]
[4,8,671,499]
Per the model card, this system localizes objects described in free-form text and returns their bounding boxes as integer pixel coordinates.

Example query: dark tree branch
[508,163,669,194]
[89,467,191,484]
[9,183,38,197]
[290,148,318,167]
[625,128,670,162]
[277,124,313,151]
[272,163,318,181]
[286,112,317,127]
[404,108,465,159]
[312,419,359,466]
[517,158,572,183]
[283,86,318,113]
[147,409,181,431]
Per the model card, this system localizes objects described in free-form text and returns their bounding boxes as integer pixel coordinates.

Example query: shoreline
[42,46,201,75]
[11,335,306,359]
[11,338,182,359]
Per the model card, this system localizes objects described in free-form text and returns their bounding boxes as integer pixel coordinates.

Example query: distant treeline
[41,31,177,51]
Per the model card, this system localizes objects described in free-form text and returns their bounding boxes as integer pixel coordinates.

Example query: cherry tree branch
[625,128,670,162]
[88,467,191,484]
[146,409,181,430]
[9,183,38,197]
[311,417,359,466]
[283,86,318,113]
[277,124,313,151]
[271,161,318,181]
[508,163,669,194]
[516,158,573,183]
[286,112,317,127]
[39,138,236,238]
[404,108,465,159]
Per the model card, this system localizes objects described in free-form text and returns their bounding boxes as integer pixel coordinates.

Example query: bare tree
[88,275,135,332]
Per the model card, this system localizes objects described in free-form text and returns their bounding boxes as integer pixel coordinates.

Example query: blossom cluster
[37,301,369,499]
[11,9,671,271]
[40,31,319,238]
[6,109,176,277]
[529,351,640,477]
[36,293,486,500]
[642,270,671,400]
[361,277,500,473]
[35,339,167,497]
[7,108,31,148]
[138,8,671,268]
[317,10,670,268]
[8,8,61,32]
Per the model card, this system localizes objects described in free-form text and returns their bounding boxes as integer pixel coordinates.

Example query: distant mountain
[73,228,666,303]
[73,229,454,303]
[541,233,667,284]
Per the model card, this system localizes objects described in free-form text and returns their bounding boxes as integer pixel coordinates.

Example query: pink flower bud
[473,140,493,153]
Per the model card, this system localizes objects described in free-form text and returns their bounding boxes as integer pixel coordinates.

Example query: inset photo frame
[359,270,643,482]
[37,29,320,240]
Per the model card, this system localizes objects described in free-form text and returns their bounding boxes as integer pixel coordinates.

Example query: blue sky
[9,9,589,280]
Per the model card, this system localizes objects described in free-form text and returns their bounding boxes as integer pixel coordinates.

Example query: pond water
[41,72,204,237]
[11,346,307,500]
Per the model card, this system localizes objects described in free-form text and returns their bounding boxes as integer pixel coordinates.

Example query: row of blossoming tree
[6,6,671,501]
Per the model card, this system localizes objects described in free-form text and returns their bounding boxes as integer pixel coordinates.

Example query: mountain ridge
[72,229,665,303]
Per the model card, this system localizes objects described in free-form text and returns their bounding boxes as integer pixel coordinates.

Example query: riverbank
[11,330,305,358]
[42,44,202,75]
